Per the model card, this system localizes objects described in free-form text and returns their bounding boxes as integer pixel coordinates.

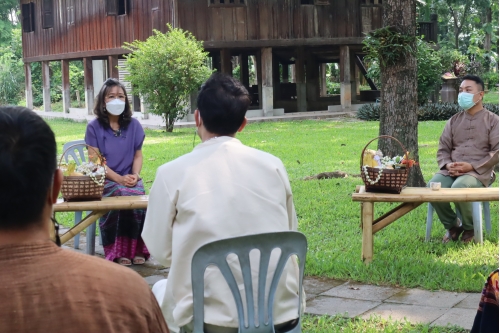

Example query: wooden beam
[261,47,273,117]
[220,49,232,75]
[42,61,51,112]
[295,47,307,112]
[60,211,106,245]
[23,47,130,63]
[339,46,351,110]
[24,63,33,109]
[61,60,70,114]
[83,58,94,116]
[372,202,423,234]
[108,55,119,79]
[203,37,365,49]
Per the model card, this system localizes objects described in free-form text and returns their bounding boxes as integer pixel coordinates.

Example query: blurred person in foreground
[0,106,168,333]
[470,269,499,333]
[142,73,302,333]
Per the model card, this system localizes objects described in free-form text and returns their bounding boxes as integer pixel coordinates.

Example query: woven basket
[59,144,105,202]
[360,135,409,194]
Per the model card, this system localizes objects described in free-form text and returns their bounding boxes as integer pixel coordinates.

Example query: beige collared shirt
[142,137,301,331]
[437,108,499,186]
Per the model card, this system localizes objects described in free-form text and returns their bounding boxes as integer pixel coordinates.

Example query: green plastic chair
[182,231,307,333]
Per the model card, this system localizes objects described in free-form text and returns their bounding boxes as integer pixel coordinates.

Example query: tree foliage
[122,25,213,132]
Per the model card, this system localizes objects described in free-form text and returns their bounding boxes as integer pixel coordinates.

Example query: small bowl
[430,182,441,191]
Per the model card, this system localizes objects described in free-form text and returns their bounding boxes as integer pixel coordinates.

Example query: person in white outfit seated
[142,73,302,333]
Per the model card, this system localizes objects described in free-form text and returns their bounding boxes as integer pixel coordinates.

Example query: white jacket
[142,136,301,331]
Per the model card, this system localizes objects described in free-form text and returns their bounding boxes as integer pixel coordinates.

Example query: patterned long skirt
[100,179,150,262]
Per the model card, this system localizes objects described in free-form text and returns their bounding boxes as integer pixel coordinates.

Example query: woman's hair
[93,78,133,128]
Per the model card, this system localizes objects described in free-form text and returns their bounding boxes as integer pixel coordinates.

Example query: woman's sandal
[116,257,132,266]
[133,256,146,265]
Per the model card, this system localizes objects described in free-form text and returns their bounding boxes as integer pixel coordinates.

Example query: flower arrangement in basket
[59,144,106,201]
[360,136,418,194]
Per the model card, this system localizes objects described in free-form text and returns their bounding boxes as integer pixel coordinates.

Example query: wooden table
[54,196,149,254]
[352,186,498,264]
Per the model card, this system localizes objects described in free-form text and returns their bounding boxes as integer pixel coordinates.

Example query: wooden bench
[54,196,149,254]
[351,186,498,264]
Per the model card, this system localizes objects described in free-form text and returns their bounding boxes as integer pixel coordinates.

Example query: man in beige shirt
[0,106,168,333]
[142,73,301,333]
[429,75,499,243]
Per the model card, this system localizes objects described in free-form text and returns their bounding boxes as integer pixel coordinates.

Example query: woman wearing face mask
[85,78,149,266]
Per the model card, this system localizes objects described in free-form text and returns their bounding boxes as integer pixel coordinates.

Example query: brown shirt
[0,240,169,333]
[437,108,499,186]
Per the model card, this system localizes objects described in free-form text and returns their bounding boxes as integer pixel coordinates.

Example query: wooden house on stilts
[20,0,383,118]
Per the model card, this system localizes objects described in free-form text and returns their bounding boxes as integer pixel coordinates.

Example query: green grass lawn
[50,118,498,294]
[484,88,499,104]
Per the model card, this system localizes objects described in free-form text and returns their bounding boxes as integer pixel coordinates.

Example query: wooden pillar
[24,63,33,109]
[220,49,232,75]
[83,58,94,116]
[212,53,221,72]
[42,61,51,112]
[350,51,357,103]
[282,64,289,83]
[355,63,361,95]
[256,52,262,109]
[261,47,273,117]
[240,54,249,88]
[306,51,319,104]
[61,60,70,113]
[340,45,352,110]
[108,55,119,79]
[290,64,295,83]
[320,63,327,97]
[295,48,307,112]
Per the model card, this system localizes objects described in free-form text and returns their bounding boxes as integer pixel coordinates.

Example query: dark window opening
[106,0,128,16]
[42,0,54,29]
[208,0,246,6]
[21,2,35,33]
[301,0,314,4]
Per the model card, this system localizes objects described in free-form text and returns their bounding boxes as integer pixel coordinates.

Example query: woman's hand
[123,174,139,187]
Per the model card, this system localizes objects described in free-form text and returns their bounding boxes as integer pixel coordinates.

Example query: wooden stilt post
[290,64,295,83]
[61,59,70,113]
[256,52,262,109]
[108,55,119,79]
[350,51,357,103]
[295,48,307,112]
[240,54,249,88]
[24,63,33,109]
[42,61,51,112]
[320,63,327,97]
[306,51,319,106]
[340,45,352,110]
[83,58,94,116]
[282,63,289,83]
[261,47,274,117]
[221,49,232,75]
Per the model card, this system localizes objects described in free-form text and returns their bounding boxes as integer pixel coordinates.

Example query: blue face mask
[458,92,480,110]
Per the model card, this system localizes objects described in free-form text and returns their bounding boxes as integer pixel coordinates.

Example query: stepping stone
[386,288,468,308]
[432,308,476,330]
[304,277,344,300]
[320,281,400,302]
[306,296,380,318]
[361,303,448,324]
[453,293,481,309]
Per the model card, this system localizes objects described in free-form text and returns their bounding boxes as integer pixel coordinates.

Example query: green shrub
[483,72,499,88]
[357,102,499,121]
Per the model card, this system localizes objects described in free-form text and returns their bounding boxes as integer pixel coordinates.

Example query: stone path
[62,234,480,330]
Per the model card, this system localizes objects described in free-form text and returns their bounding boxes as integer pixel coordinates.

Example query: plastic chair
[62,140,102,254]
[426,202,492,244]
[182,231,307,333]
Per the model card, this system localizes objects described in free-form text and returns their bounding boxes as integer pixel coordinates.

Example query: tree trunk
[484,6,492,53]
[379,0,425,187]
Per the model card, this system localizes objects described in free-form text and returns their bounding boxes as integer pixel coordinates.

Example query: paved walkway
[62,234,480,330]
[35,108,357,129]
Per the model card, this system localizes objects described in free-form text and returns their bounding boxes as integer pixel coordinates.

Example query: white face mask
[106,98,126,116]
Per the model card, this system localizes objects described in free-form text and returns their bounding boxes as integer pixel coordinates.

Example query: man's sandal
[442,226,464,243]
[133,256,146,265]
[461,230,475,244]
[115,257,132,266]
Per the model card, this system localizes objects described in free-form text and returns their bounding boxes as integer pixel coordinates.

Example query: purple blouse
[85,118,145,176]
